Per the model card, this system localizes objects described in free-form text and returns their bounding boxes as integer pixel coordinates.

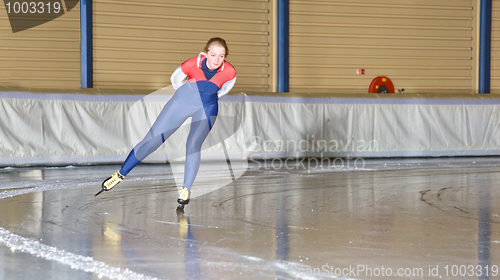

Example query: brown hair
[203,37,229,57]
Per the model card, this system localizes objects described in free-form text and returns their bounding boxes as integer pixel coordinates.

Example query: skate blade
[94,189,105,197]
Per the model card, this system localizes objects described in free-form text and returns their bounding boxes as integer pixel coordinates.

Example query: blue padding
[81,0,92,88]
[479,0,492,94]
[277,0,289,92]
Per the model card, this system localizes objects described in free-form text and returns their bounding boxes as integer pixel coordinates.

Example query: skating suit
[119,53,237,189]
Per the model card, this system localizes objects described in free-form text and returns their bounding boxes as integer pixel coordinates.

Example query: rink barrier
[1,91,500,166]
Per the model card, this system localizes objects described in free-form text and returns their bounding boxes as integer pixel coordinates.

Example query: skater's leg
[176,103,217,210]
[119,135,164,176]
[182,104,218,189]
[100,98,191,196]
[119,95,195,176]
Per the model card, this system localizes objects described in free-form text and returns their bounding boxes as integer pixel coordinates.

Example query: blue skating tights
[119,87,218,190]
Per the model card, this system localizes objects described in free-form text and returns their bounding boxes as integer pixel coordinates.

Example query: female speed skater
[96,37,237,213]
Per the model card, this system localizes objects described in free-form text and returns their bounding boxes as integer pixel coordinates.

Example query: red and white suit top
[171,53,237,98]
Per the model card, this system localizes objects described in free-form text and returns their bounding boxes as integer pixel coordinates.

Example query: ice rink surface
[0,157,499,280]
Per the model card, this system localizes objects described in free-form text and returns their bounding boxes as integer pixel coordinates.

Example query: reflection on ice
[0,159,498,279]
[478,174,491,280]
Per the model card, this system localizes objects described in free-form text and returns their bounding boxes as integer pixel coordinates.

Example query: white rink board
[0,91,500,166]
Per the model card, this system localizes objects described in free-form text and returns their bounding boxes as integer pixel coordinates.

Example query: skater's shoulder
[181,56,199,67]
[222,60,236,73]
[219,61,236,80]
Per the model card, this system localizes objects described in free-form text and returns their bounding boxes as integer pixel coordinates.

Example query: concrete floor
[0,157,499,280]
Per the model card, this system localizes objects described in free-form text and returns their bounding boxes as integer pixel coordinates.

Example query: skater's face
[206,44,226,70]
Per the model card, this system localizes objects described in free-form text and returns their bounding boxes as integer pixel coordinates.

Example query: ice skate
[95,171,124,197]
[176,186,191,214]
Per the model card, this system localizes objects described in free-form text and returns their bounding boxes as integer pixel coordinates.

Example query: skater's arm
[171,66,188,90]
[217,76,237,98]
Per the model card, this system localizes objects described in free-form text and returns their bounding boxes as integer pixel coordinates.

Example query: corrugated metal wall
[492,0,500,93]
[0,3,80,89]
[93,0,272,92]
[0,1,489,94]
[289,0,477,94]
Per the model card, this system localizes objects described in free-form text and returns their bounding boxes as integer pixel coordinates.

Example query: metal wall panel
[0,3,80,89]
[491,0,500,93]
[290,0,477,94]
[93,0,272,92]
